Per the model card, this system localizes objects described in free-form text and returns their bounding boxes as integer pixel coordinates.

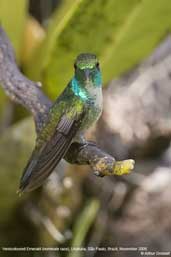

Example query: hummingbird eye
[96,62,100,69]
[74,63,77,69]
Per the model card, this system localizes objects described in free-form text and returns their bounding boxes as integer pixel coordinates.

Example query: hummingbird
[19,53,103,193]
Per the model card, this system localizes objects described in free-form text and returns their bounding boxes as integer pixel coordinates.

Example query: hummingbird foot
[16,188,23,197]
[94,170,104,177]
[73,133,87,145]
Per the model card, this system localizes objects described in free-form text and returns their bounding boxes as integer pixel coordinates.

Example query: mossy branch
[0,26,135,178]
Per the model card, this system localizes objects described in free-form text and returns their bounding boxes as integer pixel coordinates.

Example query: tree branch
[0,27,51,132]
[0,26,134,178]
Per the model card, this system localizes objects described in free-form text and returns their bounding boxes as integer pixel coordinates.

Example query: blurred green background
[1,0,171,98]
[0,0,171,256]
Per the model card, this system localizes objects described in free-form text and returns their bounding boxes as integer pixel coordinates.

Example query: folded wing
[19,110,85,193]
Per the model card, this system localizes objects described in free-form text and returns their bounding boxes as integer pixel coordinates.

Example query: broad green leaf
[0,118,35,222]
[0,0,28,60]
[26,0,171,98]
[25,0,139,98]
[102,0,171,81]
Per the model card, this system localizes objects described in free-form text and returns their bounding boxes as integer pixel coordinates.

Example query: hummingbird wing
[19,108,85,193]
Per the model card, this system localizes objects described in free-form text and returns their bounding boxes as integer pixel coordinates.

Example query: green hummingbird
[19,53,103,193]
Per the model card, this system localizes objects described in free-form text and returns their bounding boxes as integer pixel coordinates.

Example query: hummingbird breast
[79,86,103,131]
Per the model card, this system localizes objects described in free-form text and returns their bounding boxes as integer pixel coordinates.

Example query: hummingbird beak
[84,69,91,83]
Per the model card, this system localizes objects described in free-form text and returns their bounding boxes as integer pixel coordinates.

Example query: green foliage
[0,0,28,122]
[25,0,171,100]
[25,0,139,98]
[0,0,171,100]
[0,0,28,60]
[102,0,171,81]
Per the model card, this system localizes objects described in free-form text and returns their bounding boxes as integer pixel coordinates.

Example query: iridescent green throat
[71,77,88,101]
[71,71,102,101]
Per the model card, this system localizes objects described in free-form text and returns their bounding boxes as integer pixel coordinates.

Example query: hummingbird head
[74,53,102,88]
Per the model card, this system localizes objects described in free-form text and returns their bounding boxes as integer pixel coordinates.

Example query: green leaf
[0,0,28,60]
[25,0,171,99]
[102,0,171,81]
[68,199,99,257]
[25,0,139,98]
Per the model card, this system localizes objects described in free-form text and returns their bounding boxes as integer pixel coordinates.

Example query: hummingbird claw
[16,189,23,197]
[94,170,104,177]
[94,170,100,176]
